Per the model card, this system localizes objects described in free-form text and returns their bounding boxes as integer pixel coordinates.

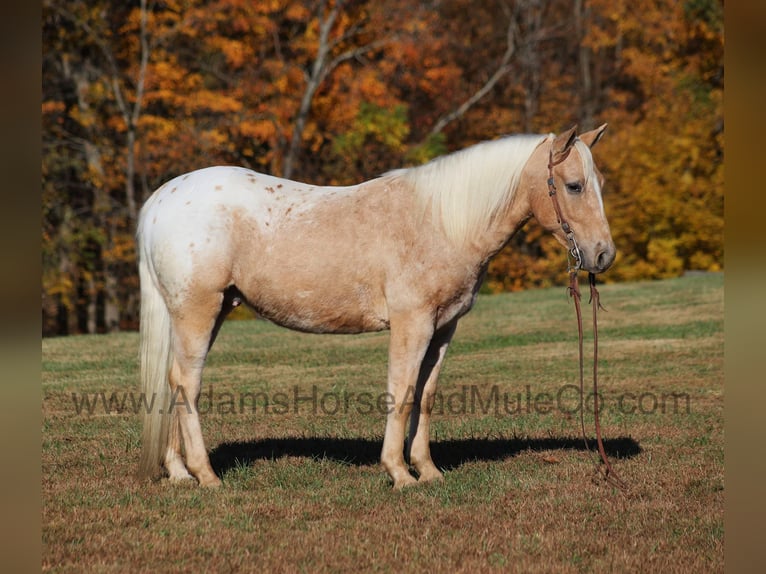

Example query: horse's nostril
[596,246,615,271]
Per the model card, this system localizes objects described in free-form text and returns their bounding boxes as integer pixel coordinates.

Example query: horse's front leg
[406,320,458,483]
[381,311,435,489]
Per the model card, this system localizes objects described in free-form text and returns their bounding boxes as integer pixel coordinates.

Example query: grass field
[42,273,723,573]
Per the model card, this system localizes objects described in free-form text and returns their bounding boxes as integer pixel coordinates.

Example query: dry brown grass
[42,273,723,572]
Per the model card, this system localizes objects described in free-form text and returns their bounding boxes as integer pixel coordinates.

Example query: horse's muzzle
[582,242,616,274]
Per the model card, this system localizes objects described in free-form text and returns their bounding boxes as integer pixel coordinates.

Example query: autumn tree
[42,0,724,334]
[43,0,151,332]
[587,0,724,279]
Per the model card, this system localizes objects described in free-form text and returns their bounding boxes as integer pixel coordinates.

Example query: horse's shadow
[210,435,641,476]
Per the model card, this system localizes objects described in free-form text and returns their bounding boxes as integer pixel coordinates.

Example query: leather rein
[547,145,627,490]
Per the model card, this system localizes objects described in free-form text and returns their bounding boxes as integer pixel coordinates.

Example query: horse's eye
[566,182,583,194]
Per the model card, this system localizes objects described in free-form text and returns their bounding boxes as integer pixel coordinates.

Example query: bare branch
[45,0,149,221]
[45,2,130,122]
[428,11,519,138]
[281,0,401,178]
[131,0,150,129]
[124,0,151,222]
[283,0,344,179]
[326,35,395,79]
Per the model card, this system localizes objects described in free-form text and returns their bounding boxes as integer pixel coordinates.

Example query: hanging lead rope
[548,146,627,490]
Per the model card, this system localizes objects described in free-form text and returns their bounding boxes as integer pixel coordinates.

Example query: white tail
[137,248,174,479]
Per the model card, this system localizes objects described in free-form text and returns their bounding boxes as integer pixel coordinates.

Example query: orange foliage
[42,0,723,334]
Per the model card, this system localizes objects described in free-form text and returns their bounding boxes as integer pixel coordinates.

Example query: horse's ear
[579,123,608,148]
[551,125,578,163]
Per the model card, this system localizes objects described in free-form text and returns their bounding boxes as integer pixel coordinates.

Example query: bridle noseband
[547,142,626,491]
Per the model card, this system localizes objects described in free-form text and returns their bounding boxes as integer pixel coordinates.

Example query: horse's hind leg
[165,413,192,482]
[166,290,230,487]
[163,288,242,484]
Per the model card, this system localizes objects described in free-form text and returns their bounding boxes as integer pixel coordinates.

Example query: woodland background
[42,0,723,336]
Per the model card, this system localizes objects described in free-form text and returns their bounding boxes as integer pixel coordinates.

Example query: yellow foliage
[42,101,65,115]
[239,119,277,141]
[646,238,685,278]
[222,40,247,69]
[285,2,310,21]
[102,235,137,265]
[184,91,242,114]
[42,0,724,335]
[202,129,231,148]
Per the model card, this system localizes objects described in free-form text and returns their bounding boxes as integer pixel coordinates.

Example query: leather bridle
[547,144,627,490]
[547,147,582,274]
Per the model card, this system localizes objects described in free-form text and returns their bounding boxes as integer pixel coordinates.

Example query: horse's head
[528,125,615,274]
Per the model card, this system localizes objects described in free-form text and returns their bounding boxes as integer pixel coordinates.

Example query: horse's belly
[244,282,390,335]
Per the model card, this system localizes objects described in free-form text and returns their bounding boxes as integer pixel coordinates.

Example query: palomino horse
[137,125,615,489]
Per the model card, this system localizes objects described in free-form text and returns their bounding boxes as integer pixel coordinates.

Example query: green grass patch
[43,273,723,572]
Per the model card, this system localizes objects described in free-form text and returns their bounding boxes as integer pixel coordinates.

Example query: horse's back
[137,166,396,331]
[139,166,338,258]
[142,166,304,226]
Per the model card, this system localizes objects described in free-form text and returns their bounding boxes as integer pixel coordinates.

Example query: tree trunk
[283,0,339,180]
[575,0,595,129]
[429,9,518,138]
[57,238,78,335]
[282,0,392,179]
[72,68,108,335]
[104,267,121,332]
[519,1,544,132]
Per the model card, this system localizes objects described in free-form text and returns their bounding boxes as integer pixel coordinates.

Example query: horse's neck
[469,182,535,263]
[461,144,546,262]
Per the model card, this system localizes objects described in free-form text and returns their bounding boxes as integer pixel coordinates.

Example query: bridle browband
[547,143,627,491]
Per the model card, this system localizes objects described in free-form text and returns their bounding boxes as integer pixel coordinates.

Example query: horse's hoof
[392,475,418,490]
[168,473,195,484]
[199,476,222,488]
[418,470,444,484]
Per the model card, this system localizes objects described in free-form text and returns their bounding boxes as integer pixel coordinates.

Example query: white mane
[388,134,550,245]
